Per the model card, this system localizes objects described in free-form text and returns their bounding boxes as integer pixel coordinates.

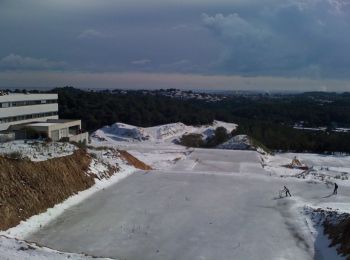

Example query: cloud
[1,71,350,92]
[0,54,67,71]
[77,29,105,39]
[1,0,350,89]
[131,59,152,65]
[327,0,350,13]
[202,0,350,78]
[159,59,193,72]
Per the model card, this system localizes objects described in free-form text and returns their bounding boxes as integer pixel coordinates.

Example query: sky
[0,0,350,91]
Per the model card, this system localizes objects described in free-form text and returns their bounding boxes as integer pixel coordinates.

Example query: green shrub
[179,134,205,147]
[6,151,23,160]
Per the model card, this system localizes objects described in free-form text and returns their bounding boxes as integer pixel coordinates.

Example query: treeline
[50,87,350,153]
[53,87,214,131]
[179,127,232,148]
[235,120,350,154]
[206,92,350,128]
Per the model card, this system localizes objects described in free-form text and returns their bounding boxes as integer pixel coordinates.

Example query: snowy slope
[95,123,152,142]
[146,122,195,141]
[0,147,136,259]
[0,140,76,161]
[217,134,268,155]
[22,148,350,260]
[92,120,237,144]
[217,135,253,150]
[0,235,112,260]
[4,119,350,259]
[266,152,350,183]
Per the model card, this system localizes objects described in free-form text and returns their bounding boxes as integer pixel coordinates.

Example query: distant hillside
[92,120,237,144]
[11,86,350,154]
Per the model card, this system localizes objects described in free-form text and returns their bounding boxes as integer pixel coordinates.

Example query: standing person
[283,186,292,197]
[333,183,338,195]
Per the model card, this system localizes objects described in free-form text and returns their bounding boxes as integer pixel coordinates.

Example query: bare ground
[118,150,152,170]
[0,149,95,231]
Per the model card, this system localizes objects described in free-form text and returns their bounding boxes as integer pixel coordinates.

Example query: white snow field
[92,120,237,144]
[3,121,350,259]
[0,235,113,260]
[25,148,350,260]
[0,140,76,161]
[0,147,135,259]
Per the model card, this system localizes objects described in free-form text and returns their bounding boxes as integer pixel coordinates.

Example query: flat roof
[26,122,57,127]
[25,119,81,128]
[47,119,80,123]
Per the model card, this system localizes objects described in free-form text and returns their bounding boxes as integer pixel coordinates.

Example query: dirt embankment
[118,150,152,170]
[0,149,94,231]
[323,212,350,259]
[309,208,350,259]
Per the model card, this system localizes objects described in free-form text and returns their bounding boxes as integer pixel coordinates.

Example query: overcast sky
[1,0,350,91]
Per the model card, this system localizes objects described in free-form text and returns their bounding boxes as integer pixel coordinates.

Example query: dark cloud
[77,29,106,39]
[202,0,350,78]
[131,59,152,65]
[0,54,67,71]
[0,0,349,89]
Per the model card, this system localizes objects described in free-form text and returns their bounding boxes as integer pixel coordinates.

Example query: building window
[0,111,58,124]
[0,99,57,108]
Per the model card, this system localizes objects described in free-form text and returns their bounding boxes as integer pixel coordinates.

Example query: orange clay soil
[118,150,152,170]
[0,149,95,231]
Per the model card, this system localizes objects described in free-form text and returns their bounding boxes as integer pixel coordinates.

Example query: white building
[0,93,58,131]
[0,92,88,143]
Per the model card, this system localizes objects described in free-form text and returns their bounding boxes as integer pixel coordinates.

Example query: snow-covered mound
[0,140,76,161]
[147,122,194,141]
[197,120,237,140]
[0,235,111,259]
[217,135,253,150]
[95,123,151,142]
[217,134,267,154]
[92,120,237,144]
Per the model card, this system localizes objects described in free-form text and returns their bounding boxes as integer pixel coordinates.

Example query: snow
[217,135,269,155]
[0,140,76,161]
[24,158,313,260]
[23,148,350,260]
[303,207,346,260]
[2,120,350,259]
[2,160,135,240]
[91,120,237,145]
[217,134,252,149]
[0,235,113,260]
[96,122,152,142]
[265,152,350,183]
[0,147,137,259]
[89,122,350,259]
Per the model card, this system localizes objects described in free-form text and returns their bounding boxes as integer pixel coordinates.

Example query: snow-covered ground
[2,121,350,259]
[0,235,112,260]
[90,120,237,170]
[266,152,350,184]
[24,148,350,260]
[0,140,76,161]
[0,146,136,259]
[92,120,237,145]
[217,134,267,154]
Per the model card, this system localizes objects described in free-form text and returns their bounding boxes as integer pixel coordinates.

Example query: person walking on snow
[283,186,292,197]
[333,183,338,195]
